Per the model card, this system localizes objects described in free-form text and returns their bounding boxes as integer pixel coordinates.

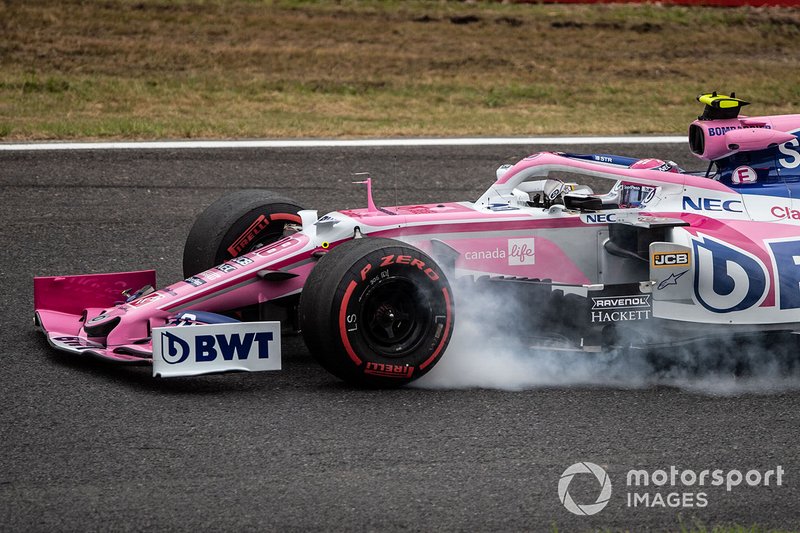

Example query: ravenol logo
[558,462,612,516]
[161,330,273,364]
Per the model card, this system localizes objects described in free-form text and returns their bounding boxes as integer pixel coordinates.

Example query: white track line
[0,136,686,151]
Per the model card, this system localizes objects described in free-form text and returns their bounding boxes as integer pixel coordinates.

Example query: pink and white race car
[34,93,800,386]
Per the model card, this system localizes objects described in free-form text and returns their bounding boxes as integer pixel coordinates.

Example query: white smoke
[414,283,800,396]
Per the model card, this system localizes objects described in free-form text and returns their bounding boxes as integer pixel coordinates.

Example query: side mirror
[496,164,513,180]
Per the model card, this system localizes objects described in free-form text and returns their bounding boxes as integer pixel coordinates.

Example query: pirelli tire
[183,189,304,278]
[299,238,455,387]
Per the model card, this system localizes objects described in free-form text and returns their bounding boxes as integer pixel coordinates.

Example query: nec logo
[161,330,274,364]
[682,197,743,213]
[652,252,690,268]
[583,213,618,224]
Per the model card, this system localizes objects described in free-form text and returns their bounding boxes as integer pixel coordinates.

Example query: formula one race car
[34,93,800,386]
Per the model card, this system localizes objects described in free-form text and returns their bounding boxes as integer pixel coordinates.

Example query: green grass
[677,524,800,533]
[549,522,799,533]
[1,0,799,140]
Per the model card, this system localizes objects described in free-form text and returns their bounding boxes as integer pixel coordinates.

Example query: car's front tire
[183,189,304,278]
[299,238,454,387]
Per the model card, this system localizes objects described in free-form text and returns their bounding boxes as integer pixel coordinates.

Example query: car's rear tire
[299,238,454,387]
[183,189,304,278]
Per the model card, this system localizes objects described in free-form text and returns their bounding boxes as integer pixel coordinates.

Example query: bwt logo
[161,331,274,364]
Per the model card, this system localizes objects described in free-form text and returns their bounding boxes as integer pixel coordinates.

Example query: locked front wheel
[299,238,454,387]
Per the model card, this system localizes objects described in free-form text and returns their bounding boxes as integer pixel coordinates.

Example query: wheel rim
[360,277,430,356]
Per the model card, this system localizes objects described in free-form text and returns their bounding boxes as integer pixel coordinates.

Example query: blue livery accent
[768,240,800,310]
[692,237,767,313]
[176,310,240,325]
[716,137,800,198]
[562,153,640,167]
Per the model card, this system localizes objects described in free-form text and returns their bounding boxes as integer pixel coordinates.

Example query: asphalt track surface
[2,142,799,531]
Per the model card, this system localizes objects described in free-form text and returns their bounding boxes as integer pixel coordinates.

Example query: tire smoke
[414,282,800,395]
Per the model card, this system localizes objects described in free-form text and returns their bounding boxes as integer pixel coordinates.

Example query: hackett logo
[508,238,535,266]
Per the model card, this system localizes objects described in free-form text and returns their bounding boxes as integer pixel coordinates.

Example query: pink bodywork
[35,234,316,362]
[34,142,800,363]
[691,114,800,161]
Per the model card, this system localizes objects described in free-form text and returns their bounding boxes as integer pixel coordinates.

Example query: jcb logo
[652,252,690,268]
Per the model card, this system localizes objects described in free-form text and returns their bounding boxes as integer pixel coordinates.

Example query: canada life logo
[508,238,535,266]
